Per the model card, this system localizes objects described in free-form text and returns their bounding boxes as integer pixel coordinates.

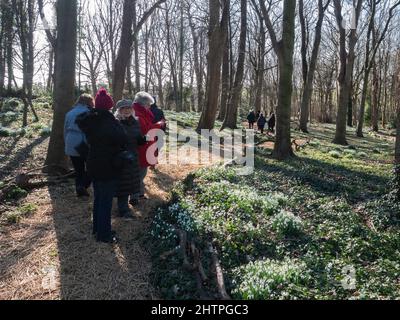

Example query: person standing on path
[64,94,94,197]
[76,88,128,243]
[131,92,163,205]
[247,110,256,129]
[257,113,267,134]
[114,99,146,218]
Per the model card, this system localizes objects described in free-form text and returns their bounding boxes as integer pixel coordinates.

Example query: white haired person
[114,100,147,217]
[131,92,163,205]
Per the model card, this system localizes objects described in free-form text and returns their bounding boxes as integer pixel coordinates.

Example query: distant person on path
[150,97,167,131]
[64,94,94,198]
[76,88,128,243]
[114,99,146,218]
[132,92,163,204]
[257,113,267,134]
[268,112,276,133]
[247,110,256,129]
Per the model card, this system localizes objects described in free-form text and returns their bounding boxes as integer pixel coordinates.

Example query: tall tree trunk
[371,60,380,132]
[299,1,328,133]
[222,0,247,129]
[259,0,296,159]
[127,50,133,96]
[0,1,5,95]
[254,21,265,115]
[178,0,184,112]
[273,0,296,159]
[112,0,135,101]
[47,47,54,92]
[217,0,230,121]
[332,0,362,145]
[197,0,228,130]
[188,15,204,112]
[113,0,165,101]
[3,0,13,92]
[357,0,400,137]
[347,80,354,127]
[45,0,77,173]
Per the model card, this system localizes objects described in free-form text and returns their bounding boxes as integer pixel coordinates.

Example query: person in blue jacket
[64,94,94,197]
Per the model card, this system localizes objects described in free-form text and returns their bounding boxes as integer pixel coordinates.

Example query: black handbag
[112,150,135,169]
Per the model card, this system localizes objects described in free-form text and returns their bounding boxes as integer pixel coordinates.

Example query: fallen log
[207,242,231,300]
[190,241,208,284]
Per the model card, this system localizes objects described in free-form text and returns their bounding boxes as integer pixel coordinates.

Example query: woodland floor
[0,103,398,300]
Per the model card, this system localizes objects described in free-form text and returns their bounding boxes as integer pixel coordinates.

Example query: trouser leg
[117,195,129,215]
[94,180,117,241]
[70,156,85,190]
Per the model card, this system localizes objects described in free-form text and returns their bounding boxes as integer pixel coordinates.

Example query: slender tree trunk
[4,0,13,92]
[217,0,230,121]
[45,0,78,173]
[253,2,265,114]
[222,0,247,129]
[197,0,228,130]
[47,47,54,92]
[273,0,296,159]
[371,60,380,132]
[127,50,133,96]
[112,0,135,101]
[0,2,5,95]
[333,0,362,145]
[299,0,327,133]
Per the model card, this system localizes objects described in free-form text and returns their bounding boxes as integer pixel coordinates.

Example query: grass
[150,122,399,300]
[2,203,38,225]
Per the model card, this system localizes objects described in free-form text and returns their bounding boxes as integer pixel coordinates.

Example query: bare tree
[222,0,247,129]
[299,0,330,133]
[112,0,166,102]
[259,0,297,159]
[45,0,78,173]
[356,0,400,137]
[332,0,362,145]
[197,0,229,130]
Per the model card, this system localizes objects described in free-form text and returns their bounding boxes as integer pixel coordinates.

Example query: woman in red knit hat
[76,88,128,243]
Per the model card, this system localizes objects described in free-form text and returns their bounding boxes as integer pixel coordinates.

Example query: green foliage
[1,98,21,112]
[2,203,38,225]
[231,258,311,299]
[0,126,12,137]
[328,150,342,159]
[18,203,38,216]
[150,121,399,300]
[5,212,22,224]
[271,210,304,238]
[4,186,28,201]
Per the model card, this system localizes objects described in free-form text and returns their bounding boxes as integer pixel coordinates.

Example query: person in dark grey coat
[76,88,127,243]
[114,100,146,218]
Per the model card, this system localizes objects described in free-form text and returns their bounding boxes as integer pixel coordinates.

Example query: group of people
[64,88,166,243]
[247,110,275,134]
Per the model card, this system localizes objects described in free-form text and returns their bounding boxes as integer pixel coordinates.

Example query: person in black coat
[114,100,146,218]
[257,113,267,134]
[247,110,256,129]
[268,112,276,133]
[150,97,167,131]
[76,88,128,243]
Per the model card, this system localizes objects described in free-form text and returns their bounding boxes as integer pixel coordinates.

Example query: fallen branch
[1,166,49,186]
[177,229,194,271]
[207,242,231,300]
[190,241,208,284]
